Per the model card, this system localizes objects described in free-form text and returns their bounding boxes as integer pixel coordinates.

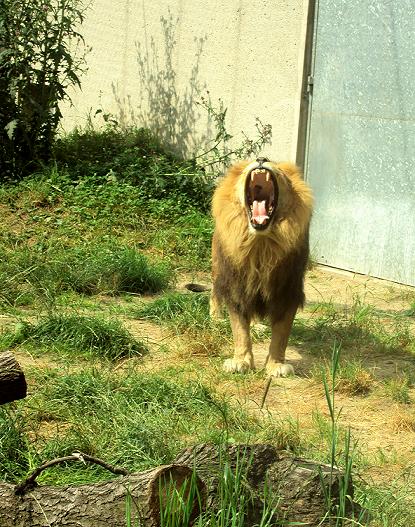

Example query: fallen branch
[175,443,359,526]
[15,452,129,495]
[0,444,360,526]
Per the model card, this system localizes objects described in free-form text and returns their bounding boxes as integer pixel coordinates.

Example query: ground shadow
[287,305,415,380]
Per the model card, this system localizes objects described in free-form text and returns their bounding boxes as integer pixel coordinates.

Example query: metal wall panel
[306,0,415,285]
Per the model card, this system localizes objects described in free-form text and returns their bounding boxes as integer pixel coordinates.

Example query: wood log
[265,456,356,526]
[0,462,206,527]
[174,443,359,526]
[0,444,360,526]
[0,351,27,405]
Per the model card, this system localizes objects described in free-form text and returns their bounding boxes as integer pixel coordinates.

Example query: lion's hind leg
[266,308,296,377]
[223,308,254,373]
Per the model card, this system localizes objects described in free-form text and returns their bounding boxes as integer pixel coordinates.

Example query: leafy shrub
[0,0,87,180]
[54,126,215,211]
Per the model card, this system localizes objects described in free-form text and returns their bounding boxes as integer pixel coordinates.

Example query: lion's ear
[276,162,302,179]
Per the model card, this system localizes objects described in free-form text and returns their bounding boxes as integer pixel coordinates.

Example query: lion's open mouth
[245,167,278,230]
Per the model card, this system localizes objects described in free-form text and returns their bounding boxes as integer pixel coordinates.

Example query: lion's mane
[211,161,313,321]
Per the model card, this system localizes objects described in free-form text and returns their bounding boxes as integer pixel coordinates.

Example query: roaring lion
[210,157,313,377]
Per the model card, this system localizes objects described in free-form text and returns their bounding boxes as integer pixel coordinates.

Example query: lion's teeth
[266,173,270,181]
[251,172,254,181]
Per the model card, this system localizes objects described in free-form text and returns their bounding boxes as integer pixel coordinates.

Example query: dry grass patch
[313,360,374,396]
[391,408,415,433]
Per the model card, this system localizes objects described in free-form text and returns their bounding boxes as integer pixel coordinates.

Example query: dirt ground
[226,266,415,482]
[144,265,415,483]
[6,265,415,485]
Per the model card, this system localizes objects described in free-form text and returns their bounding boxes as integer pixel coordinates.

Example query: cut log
[0,463,206,527]
[0,444,360,526]
[266,456,356,526]
[0,351,27,405]
[175,443,359,526]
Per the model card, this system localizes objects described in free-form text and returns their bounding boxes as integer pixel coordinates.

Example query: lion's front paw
[266,362,295,378]
[223,358,253,374]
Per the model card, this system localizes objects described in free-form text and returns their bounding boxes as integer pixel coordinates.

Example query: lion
[210,157,313,377]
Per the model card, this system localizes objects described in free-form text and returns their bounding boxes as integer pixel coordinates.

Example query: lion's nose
[256,157,269,167]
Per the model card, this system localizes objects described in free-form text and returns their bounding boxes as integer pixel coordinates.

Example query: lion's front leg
[224,308,254,373]
[209,287,222,319]
[266,308,296,377]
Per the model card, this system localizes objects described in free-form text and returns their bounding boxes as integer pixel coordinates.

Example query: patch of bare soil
[306,265,414,315]
[219,266,415,481]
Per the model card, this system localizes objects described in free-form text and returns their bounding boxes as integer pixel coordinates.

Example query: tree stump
[0,351,27,405]
[0,463,206,527]
[266,456,356,525]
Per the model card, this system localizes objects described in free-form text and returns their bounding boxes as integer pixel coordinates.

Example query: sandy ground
[4,265,415,484]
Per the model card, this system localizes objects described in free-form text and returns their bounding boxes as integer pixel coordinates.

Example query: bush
[54,126,215,211]
[0,0,87,180]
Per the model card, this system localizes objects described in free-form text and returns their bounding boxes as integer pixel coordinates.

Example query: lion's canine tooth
[251,172,254,181]
[266,172,270,181]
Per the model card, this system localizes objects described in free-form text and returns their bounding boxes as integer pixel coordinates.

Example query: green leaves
[0,0,88,180]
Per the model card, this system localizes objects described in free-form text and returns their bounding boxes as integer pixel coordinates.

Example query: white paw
[266,362,295,378]
[223,358,253,373]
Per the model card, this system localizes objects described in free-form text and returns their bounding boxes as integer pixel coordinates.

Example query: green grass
[135,291,270,345]
[135,292,215,331]
[3,313,147,360]
[1,128,414,526]
[0,167,213,283]
[135,292,231,356]
[0,368,269,486]
[0,242,173,308]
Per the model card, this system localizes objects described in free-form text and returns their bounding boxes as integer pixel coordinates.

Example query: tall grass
[0,368,263,486]
[0,243,173,307]
[4,313,147,360]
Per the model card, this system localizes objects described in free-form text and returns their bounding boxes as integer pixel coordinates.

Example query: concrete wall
[62,0,310,163]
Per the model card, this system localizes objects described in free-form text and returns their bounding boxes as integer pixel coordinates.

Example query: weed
[314,360,374,396]
[384,376,412,404]
[318,344,359,526]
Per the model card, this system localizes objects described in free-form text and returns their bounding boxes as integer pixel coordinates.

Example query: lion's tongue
[252,200,268,224]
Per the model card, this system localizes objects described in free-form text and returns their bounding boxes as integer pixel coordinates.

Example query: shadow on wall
[112,11,209,157]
